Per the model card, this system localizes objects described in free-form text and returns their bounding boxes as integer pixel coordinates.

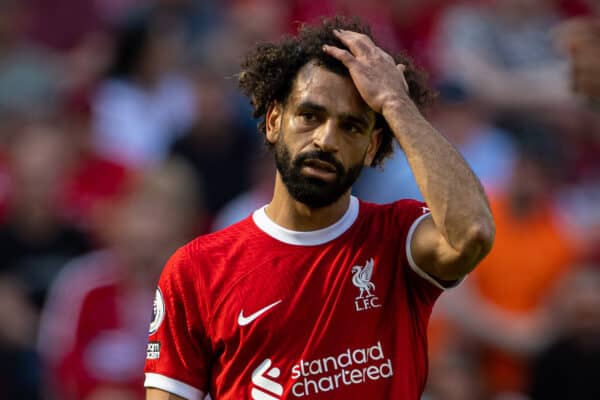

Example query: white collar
[252,196,359,246]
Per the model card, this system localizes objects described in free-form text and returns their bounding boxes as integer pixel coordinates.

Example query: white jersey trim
[144,373,204,400]
[252,196,359,246]
[405,213,463,290]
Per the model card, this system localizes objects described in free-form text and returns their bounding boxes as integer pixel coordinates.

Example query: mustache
[293,151,344,173]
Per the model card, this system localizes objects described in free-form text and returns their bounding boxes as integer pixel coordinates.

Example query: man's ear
[265,102,283,145]
[364,128,383,167]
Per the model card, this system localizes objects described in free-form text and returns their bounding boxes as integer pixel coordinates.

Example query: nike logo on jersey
[238,300,283,326]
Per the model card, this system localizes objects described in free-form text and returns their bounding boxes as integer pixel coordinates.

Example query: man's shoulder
[174,214,262,273]
[160,214,269,304]
[358,198,427,217]
[355,198,429,240]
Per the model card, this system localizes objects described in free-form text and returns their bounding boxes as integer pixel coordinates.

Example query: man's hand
[323,29,411,114]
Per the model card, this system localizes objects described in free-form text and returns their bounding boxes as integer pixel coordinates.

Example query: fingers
[333,29,374,57]
[322,44,356,66]
[326,29,394,64]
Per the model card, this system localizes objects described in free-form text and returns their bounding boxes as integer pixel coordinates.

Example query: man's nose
[312,120,339,153]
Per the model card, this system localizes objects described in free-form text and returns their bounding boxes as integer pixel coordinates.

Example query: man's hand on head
[323,29,413,115]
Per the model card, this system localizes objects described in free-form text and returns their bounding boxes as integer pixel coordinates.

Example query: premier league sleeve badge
[149,287,165,336]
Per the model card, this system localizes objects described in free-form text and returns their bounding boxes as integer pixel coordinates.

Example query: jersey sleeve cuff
[144,372,204,400]
[405,212,464,290]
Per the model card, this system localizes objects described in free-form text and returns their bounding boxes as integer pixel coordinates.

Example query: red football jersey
[145,197,449,399]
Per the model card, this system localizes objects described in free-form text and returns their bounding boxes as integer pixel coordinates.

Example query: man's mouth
[302,159,337,172]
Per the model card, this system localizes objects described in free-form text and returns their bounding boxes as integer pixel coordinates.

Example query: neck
[265,173,351,231]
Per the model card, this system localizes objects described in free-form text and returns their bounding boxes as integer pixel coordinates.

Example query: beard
[274,137,365,209]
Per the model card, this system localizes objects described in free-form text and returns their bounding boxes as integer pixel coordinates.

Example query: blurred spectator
[551,1,600,264]
[435,0,573,110]
[390,0,456,73]
[170,62,259,216]
[211,149,275,231]
[0,121,92,309]
[0,276,40,400]
[556,16,600,102]
[0,96,131,236]
[0,0,60,118]
[557,179,600,265]
[437,149,581,397]
[529,266,600,399]
[59,92,131,233]
[424,348,488,400]
[92,10,197,168]
[0,120,93,400]
[219,0,286,44]
[544,107,600,263]
[39,159,202,400]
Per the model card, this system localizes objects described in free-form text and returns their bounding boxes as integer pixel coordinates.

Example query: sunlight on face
[273,62,379,208]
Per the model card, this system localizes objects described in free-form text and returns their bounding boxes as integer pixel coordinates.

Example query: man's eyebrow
[339,112,372,130]
[296,101,372,128]
[296,101,327,113]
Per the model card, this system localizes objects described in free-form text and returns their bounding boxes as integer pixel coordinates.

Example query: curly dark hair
[239,16,436,166]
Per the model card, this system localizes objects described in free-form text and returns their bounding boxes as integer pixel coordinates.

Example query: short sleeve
[390,200,445,307]
[144,247,209,399]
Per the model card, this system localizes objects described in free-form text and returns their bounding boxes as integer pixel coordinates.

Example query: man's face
[267,62,381,209]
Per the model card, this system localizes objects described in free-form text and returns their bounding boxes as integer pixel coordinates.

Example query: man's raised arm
[383,94,494,281]
[324,29,495,281]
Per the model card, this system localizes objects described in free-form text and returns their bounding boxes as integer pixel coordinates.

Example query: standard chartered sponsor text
[290,341,393,397]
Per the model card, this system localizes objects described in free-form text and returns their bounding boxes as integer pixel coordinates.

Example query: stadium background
[0,0,598,399]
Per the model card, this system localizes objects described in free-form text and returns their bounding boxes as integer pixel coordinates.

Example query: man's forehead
[286,61,373,118]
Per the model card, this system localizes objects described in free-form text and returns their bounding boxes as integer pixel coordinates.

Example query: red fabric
[287,0,400,51]
[391,2,451,73]
[145,199,442,399]
[59,153,130,229]
[556,0,595,17]
[26,0,104,51]
[41,253,151,400]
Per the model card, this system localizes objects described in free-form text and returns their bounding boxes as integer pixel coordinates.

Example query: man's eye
[341,123,360,134]
[300,112,317,122]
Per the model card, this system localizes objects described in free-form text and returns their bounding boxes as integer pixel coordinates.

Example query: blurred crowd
[0,0,598,399]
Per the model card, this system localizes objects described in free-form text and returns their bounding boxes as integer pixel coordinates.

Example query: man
[144,17,495,400]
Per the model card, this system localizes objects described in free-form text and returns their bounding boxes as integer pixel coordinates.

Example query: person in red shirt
[145,17,495,400]
[39,159,202,400]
